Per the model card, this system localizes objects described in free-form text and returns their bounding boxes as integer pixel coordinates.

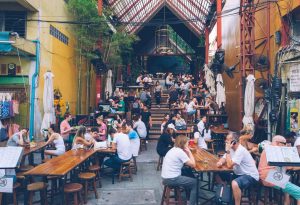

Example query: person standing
[117,96,126,113]
[161,135,197,205]
[60,113,73,142]
[217,132,259,205]
[168,86,179,109]
[141,106,152,141]
[154,81,162,107]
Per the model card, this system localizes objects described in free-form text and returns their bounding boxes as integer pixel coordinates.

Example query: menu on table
[0,147,24,168]
[265,145,300,166]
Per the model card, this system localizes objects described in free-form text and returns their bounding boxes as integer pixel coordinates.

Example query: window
[49,25,69,45]
[0,11,26,38]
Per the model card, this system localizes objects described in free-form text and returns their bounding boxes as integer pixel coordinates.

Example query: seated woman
[45,133,65,157]
[161,114,170,134]
[202,124,212,141]
[156,128,175,157]
[239,123,254,149]
[175,113,187,130]
[161,135,197,205]
[125,121,140,158]
[72,126,95,150]
[7,128,28,147]
[192,125,207,150]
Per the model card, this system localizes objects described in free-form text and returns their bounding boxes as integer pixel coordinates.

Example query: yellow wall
[221,0,300,130]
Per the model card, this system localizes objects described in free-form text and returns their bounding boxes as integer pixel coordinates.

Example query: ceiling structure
[107,0,213,36]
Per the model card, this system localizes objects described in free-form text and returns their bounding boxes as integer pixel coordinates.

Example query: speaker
[7,63,16,76]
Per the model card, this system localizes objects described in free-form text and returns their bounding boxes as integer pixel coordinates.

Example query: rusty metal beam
[217,0,222,48]
[167,0,201,35]
[129,1,163,33]
[118,0,141,20]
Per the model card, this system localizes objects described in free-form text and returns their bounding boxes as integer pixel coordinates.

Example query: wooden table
[191,147,233,204]
[176,128,192,137]
[211,127,229,135]
[24,149,96,205]
[23,141,47,165]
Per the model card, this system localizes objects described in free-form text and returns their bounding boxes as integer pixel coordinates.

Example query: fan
[255,78,269,93]
[253,54,270,72]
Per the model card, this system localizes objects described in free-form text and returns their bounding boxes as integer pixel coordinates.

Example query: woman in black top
[156,128,175,157]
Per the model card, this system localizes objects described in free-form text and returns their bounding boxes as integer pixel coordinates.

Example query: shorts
[275,182,300,200]
[234,175,257,190]
[219,173,257,190]
[45,149,65,156]
[187,110,196,116]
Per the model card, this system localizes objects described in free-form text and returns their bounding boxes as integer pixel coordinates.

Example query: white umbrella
[242,74,255,127]
[105,69,113,97]
[204,64,216,96]
[216,74,226,107]
[41,71,56,133]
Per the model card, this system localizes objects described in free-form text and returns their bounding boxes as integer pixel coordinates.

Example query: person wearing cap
[96,116,107,141]
[259,135,300,205]
[156,127,175,157]
[167,123,177,132]
[217,131,259,205]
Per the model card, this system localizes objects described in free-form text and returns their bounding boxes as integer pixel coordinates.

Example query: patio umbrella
[204,64,216,96]
[242,74,255,127]
[41,71,56,133]
[105,69,113,97]
[216,74,226,108]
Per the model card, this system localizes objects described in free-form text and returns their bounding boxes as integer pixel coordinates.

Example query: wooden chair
[140,139,147,152]
[78,172,98,204]
[0,182,21,205]
[88,165,102,188]
[157,156,164,171]
[27,182,48,205]
[161,185,185,205]
[64,183,83,205]
[119,161,133,182]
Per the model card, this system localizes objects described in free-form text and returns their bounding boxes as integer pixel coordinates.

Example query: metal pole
[29,40,40,141]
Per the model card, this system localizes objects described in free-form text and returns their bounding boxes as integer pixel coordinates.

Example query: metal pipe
[29,40,40,141]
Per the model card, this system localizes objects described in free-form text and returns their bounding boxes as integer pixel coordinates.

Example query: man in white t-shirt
[161,135,197,205]
[133,115,147,139]
[217,131,259,205]
[294,136,300,155]
[104,128,132,171]
[187,98,198,115]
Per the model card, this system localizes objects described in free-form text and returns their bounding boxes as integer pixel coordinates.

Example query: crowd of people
[1,71,300,205]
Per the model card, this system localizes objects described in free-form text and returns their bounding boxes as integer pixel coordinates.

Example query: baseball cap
[167,123,177,131]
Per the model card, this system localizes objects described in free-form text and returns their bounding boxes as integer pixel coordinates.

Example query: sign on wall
[289,64,300,92]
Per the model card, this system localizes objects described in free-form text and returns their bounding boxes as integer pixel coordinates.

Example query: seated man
[7,129,28,147]
[259,135,300,205]
[175,113,187,130]
[217,131,259,205]
[104,128,132,171]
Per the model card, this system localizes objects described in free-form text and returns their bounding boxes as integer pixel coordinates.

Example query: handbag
[214,184,231,204]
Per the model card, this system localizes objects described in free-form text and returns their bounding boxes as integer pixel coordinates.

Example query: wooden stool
[1,182,21,205]
[27,182,48,205]
[161,185,185,205]
[140,139,147,152]
[130,157,137,174]
[19,165,34,172]
[119,161,132,182]
[64,183,83,205]
[88,165,102,188]
[78,172,98,204]
[157,156,163,171]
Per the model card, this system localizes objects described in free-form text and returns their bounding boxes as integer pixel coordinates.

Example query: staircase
[149,78,169,140]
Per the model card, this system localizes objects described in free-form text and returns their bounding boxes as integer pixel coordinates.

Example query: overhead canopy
[107,0,213,35]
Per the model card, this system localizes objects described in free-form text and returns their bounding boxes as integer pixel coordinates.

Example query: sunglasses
[278,141,286,145]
